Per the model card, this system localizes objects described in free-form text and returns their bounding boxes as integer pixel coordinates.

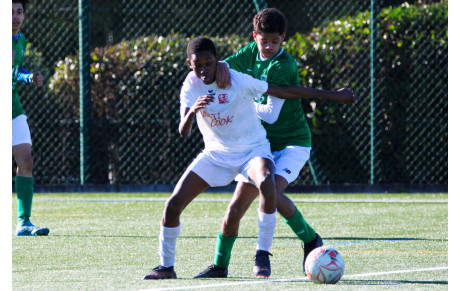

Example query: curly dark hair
[187,36,217,59]
[253,8,286,35]
[13,0,30,13]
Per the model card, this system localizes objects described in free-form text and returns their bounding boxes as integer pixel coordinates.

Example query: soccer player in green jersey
[194,8,357,278]
[12,0,49,236]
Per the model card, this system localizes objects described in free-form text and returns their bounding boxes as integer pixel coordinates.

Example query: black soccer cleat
[193,264,228,278]
[253,250,273,278]
[303,233,323,274]
[143,265,177,280]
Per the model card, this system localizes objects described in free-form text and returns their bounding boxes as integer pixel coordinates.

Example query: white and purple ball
[305,246,345,284]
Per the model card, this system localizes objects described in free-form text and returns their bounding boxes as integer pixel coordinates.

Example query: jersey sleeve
[230,69,268,100]
[254,96,285,124]
[180,71,198,109]
[17,69,33,83]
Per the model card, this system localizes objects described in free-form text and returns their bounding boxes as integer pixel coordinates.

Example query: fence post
[370,0,379,185]
[79,0,92,184]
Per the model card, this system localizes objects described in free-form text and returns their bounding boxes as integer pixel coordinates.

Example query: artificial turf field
[12,192,448,290]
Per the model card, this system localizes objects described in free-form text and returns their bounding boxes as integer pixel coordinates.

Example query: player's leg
[13,143,33,177]
[248,156,277,250]
[162,170,209,228]
[144,169,209,280]
[12,115,49,236]
[247,156,277,278]
[194,181,259,278]
[275,174,316,242]
[272,146,323,273]
[221,182,259,237]
[145,152,237,280]
[249,157,276,214]
[195,146,275,279]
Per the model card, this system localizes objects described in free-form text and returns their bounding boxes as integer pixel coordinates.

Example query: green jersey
[12,33,27,119]
[225,42,312,151]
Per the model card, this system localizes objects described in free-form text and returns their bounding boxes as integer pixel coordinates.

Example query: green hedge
[47,1,447,184]
[284,1,447,183]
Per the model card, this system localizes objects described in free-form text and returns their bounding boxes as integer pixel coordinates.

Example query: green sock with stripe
[214,232,237,269]
[284,207,316,243]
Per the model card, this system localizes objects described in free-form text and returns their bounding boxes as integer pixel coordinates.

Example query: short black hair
[187,37,217,59]
[13,0,30,13]
[253,8,286,35]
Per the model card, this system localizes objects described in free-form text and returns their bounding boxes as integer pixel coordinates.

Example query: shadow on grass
[325,237,447,242]
[49,235,446,241]
[341,279,448,285]
[143,277,448,286]
[156,278,448,286]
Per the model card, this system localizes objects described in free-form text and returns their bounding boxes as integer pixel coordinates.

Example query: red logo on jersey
[209,112,234,127]
[202,110,211,118]
[218,94,229,104]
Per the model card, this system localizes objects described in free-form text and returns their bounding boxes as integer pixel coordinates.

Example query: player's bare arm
[216,60,357,103]
[178,94,214,138]
[216,58,357,103]
[216,61,231,89]
[266,84,358,104]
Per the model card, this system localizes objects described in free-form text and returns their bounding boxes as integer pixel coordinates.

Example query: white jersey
[180,69,270,156]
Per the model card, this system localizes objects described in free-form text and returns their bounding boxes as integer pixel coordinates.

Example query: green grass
[12,192,448,290]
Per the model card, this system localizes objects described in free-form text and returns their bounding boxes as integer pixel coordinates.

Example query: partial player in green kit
[12,0,49,236]
[194,8,357,278]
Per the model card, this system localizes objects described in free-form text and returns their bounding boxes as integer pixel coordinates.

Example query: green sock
[284,208,316,243]
[15,176,34,223]
[214,232,237,269]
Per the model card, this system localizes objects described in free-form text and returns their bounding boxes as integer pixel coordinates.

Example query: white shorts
[236,146,311,184]
[12,114,32,146]
[187,145,274,187]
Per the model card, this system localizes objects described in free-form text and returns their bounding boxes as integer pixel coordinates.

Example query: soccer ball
[305,246,345,284]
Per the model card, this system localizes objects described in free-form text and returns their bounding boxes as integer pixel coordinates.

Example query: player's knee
[17,154,34,174]
[164,196,185,218]
[225,205,245,222]
[258,174,275,196]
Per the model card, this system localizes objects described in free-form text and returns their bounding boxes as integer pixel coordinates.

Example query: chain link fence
[14,0,447,186]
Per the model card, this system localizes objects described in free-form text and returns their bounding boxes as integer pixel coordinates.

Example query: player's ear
[187,59,192,68]
[215,55,220,62]
[281,32,286,42]
[252,31,258,40]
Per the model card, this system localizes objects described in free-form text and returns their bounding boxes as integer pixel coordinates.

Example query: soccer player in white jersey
[143,36,355,280]
[143,36,278,280]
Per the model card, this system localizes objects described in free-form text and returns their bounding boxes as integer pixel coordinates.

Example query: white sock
[159,224,181,268]
[256,209,277,252]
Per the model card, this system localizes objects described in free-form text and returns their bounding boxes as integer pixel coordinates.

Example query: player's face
[188,50,218,85]
[12,3,25,36]
[253,31,285,59]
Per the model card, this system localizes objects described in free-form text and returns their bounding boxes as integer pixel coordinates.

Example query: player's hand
[12,51,16,66]
[216,61,231,89]
[336,88,358,104]
[191,95,214,113]
[32,71,44,87]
